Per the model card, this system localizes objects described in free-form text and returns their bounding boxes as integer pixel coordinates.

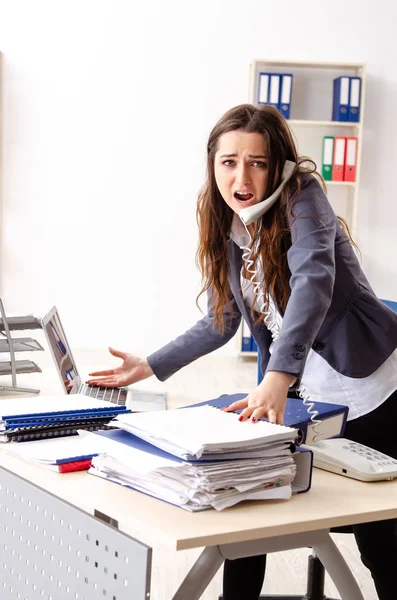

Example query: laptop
[42,306,167,412]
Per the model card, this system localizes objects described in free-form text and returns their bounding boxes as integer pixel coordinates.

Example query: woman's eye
[252,161,268,168]
[223,160,235,167]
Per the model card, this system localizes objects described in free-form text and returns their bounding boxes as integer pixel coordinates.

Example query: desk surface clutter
[0,353,395,600]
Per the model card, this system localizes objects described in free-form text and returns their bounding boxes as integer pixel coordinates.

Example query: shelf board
[326,181,356,187]
[238,351,258,358]
[288,119,360,128]
[252,59,365,70]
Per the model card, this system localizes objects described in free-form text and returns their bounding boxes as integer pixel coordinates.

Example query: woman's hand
[86,347,154,388]
[223,371,295,424]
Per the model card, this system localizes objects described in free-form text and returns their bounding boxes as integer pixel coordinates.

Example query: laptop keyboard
[79,383,128,406]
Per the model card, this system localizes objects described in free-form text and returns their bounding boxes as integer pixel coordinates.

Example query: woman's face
[214,129,269,215]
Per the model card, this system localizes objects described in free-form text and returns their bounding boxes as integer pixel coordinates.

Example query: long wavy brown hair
[196,104,355,333]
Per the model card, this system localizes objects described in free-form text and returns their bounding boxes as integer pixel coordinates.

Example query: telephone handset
[303,438,397,482]
[239,160,296,226]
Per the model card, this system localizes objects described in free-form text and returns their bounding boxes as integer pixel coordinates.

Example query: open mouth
[234,192,254,202]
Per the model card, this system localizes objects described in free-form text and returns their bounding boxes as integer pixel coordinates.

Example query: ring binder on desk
[0,298,43,394]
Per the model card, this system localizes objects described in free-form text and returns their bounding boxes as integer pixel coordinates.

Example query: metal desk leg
[171,546,225,600]
[171,529,365,600]
[313,532,364,600]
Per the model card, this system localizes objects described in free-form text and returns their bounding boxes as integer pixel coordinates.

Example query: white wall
[1,0,396,356]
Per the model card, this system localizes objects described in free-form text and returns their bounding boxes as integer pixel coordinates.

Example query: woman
[88,104,397,600]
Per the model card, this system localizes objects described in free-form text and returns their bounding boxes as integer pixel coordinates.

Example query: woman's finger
[267,409,277,424]
[88,369,115,377]
[86,378,117,387]
[238,407,254,422]
[108,347,126,359]
[223,398,249,412]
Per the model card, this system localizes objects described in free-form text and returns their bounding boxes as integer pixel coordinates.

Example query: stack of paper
[3,433,100,472]
[0,396,131,442]
[88,406,299,511]
[110,405,297,460]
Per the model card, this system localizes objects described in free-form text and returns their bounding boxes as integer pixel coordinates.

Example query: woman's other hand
[86,347,154,388]
[223,371,295,424]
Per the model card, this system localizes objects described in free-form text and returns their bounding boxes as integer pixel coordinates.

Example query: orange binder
[332,136,346,181]
[343,137,358,181]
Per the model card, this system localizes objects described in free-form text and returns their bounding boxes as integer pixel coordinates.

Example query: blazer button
[293,352,303,360]
[313,341,324,351]
[295,343,305,352]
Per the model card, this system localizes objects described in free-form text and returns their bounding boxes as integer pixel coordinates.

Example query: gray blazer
[148,176,397,384]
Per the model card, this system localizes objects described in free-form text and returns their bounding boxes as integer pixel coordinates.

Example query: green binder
[322,136,334,181]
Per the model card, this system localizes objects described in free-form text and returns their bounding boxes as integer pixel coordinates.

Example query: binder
[187,393,348,446]
[332,136,346,181]
[321,136,334,181]
[343,137,358,181]
[258,72,270,104]
[1,419,113,442]
[241,320,251,352]
[332,76,350,122]
[1,408,128,428]
[0,397,130,442]
[278,74,293,119]
[348,77,361,122]
[250,337,258,352]
[268,74,281,109]
[292,447,313,494]
[91,428,312,498]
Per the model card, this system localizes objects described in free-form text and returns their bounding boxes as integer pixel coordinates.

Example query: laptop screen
[42,306,81,394]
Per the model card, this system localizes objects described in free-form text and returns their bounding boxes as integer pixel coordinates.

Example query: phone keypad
[343,441,397,468]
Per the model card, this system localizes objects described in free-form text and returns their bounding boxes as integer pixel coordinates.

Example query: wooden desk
[1,351,396,599]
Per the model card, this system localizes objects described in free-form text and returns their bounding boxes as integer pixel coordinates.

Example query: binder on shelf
[278,74,293,119]
[258,72,270,105]
[332,136,346,181]
[332,76,350,122]
[348,77,361,122]
[187,393,348,446]
[344,137,358,181]
[251,337,258,352]
[241,321,251,352]
[321,136,334,181]
[268,74,281,109]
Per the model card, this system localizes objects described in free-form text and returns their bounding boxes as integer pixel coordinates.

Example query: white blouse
[231,215,397,421]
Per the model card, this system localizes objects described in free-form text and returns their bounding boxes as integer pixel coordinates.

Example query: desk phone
[304,438,397,482]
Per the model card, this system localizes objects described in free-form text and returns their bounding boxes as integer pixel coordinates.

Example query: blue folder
[332,76,350,122]
[278,74,293,119]
[348,76,361,122]
[93,425,313,494]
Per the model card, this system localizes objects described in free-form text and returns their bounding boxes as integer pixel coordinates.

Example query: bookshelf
[237,58,366,359]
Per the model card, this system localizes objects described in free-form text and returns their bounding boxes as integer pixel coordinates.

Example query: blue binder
[278,74,293,119]
[332,76,350,121]
[250,337,258,352]
[92,428,312,496]
[348,76,361,122]
[257,72,270,105]
[268,73,281,109]
[187,393,348,445]
[241,321,251,352]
